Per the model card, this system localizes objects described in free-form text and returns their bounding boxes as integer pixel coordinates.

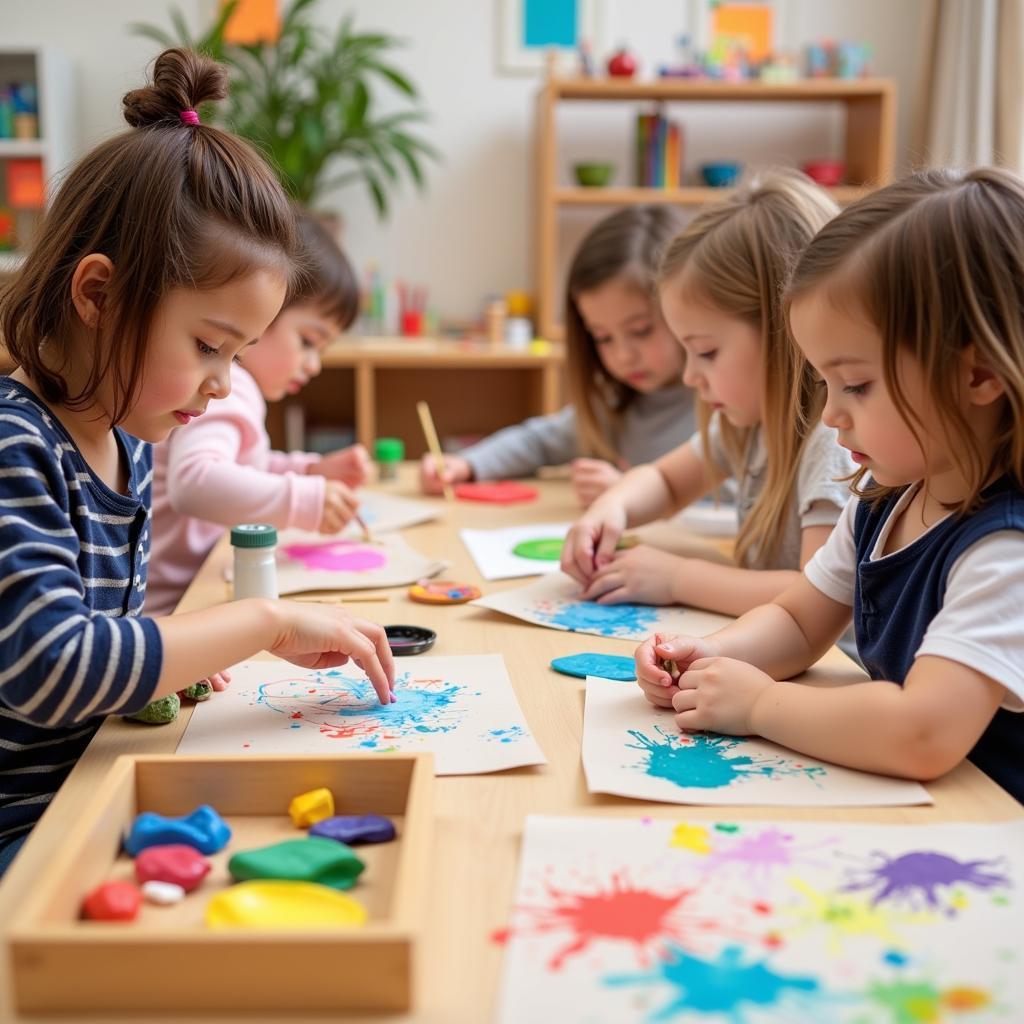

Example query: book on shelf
[635,106,683,189]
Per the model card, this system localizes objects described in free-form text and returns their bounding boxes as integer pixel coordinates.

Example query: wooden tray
[7,752,433,1014]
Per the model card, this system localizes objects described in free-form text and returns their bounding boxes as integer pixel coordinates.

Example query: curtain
[916,0,1024,169]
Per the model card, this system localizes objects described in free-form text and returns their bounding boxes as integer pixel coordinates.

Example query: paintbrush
[416,400,454,501]
[353,512,374,543]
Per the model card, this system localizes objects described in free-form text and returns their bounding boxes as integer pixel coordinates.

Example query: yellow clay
[288,787,335,827]
[205,880,367,929]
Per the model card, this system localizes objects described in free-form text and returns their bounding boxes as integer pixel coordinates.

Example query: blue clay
[124,804,232,856]
[550,653,637,681]
[309,814,397,845]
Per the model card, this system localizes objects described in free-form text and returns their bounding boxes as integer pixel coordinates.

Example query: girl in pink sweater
[148,211,369,616]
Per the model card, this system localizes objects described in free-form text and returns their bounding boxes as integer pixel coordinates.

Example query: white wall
[7,0,930,321]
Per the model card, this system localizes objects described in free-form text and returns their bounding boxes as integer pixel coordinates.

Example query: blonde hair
[659,169,838,567]
[786,167,1024,514]
[565,206,685,462]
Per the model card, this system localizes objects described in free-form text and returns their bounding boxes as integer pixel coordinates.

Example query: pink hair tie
[179,109,200,126]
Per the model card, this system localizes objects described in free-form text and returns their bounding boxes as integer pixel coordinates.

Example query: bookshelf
[534,76,897,340]
[0,47,74,277]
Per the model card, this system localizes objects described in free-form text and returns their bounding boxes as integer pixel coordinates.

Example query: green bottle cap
[374,437,404,463]
[230,523,278,548]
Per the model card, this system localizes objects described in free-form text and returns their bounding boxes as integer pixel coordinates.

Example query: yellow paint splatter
[785,878,910,955]
[942,987,991,1011]
[670,823,712,855]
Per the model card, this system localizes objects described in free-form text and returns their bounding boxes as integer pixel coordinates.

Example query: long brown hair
[659,170,838,567]
[786,166,1024,513]
[565,206,685,462]
[0,48,301,425]
[286,208,360,330]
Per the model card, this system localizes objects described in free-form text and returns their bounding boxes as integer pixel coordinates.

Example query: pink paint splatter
[704,826,835,882]
[282,540,387,573]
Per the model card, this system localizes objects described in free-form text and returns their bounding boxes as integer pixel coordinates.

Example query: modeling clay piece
[454,480,539,504]
[550,653,637,681]
[310,814,397,845]
[124,805,232,856]
[134,844,212,891]
[228,837,365,890]
[512,538,564,560]
[141,880,186,906]
[205,880,367,929]
[179,681,213,701]
[409,579,481,604]
[288,787,335,828]
[126,692,180,725]
[82,881,142,921]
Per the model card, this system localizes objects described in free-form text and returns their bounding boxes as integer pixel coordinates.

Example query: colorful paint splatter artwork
[473,573,731,640]
[176,655,546,775]
[274,529,445,594]
[495,816,1023,1023]
[583,677,932,807]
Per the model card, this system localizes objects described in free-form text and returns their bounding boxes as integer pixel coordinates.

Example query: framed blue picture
[498,0,609,75]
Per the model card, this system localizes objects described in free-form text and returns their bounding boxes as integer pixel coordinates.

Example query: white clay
[142,880,186,906]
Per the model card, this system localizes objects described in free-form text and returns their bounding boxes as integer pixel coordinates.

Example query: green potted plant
[132,0,438,215]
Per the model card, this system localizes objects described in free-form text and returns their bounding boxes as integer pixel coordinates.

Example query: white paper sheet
[460,522,573,580]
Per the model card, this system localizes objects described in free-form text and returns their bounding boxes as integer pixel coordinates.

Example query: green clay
[512,538,564,561]
[228,837,365,891]
[180,681,213,702]
[127,692,181,725]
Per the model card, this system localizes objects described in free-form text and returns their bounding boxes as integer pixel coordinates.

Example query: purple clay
[309,814,396,845]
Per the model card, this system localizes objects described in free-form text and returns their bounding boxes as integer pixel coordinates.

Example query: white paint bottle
[231,524,278,600]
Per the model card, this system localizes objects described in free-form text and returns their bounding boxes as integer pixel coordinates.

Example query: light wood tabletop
[1,468,1020,1023]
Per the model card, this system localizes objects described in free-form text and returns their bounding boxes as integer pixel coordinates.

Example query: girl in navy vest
[635,167,1024,804]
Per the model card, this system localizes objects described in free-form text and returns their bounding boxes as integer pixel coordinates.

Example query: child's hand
[672,657,775,735]
[561,506,628,584]
[313,445,371,488]
[319,480,359,533]
[419,453,471,495]
[581,545,683,606]
[571,458,622,507]
[269,602,395,705]
[635,632,721,706]
[206,670,231,691]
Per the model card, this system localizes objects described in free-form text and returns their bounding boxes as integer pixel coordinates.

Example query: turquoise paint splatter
[487,725,526,744]
[538,600,660,638]
[604,943,821,1022]
[627,726,827,791]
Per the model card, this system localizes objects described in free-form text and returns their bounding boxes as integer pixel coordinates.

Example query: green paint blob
[866,979,941,1024]
[714,823,741,833]
[513,538,564,560]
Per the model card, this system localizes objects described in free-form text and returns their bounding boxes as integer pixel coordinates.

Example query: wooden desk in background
[0,468,1020,1024]
[267,336,565,456]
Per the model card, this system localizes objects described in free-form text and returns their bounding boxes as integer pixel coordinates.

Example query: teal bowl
[574,162,615,187]
[701,162,742,188]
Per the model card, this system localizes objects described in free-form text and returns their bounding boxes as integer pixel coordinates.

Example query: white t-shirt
[805,486,1024,711]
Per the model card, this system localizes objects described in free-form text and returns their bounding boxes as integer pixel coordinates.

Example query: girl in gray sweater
[420,207,697,506]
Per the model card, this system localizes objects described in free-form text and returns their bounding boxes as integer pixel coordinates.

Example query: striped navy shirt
[0,378,161,855]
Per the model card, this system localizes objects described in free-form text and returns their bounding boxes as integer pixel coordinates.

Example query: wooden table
[268,336,565,455]
[1,469,1020,1023]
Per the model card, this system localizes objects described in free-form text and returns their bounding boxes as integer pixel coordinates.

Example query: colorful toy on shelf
[802,159,845,187]
[659,34,703,79]
[577,38,595,78]
[606,47,637,78]
[806,40,872,79]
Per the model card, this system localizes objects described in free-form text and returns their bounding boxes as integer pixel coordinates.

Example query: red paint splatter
[763,931,784,949]
[290,711,302,719]
[496,871,702,971]
[242,742,250,748]
[753,901,772,914]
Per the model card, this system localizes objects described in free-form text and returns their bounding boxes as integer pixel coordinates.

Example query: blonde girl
[636,167,1024,801]
[563,171,853,617]
[420,206,695,507]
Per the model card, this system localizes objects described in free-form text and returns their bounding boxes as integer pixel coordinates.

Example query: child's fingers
[592,524,621,569]
[639,683,677,709]
[635,635,674,687]
[671,687,698,713]
[561,528,595,583]
[351,617,396,696]
[675,708,706,733]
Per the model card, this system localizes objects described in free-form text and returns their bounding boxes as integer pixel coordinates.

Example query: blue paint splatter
[538,601,660,638]
[604,943,821,1022]
[486,725,526,744]
[627,726,827,791]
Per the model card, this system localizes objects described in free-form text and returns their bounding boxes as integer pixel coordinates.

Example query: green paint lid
[374,437,404,462]
[230,523,278,548]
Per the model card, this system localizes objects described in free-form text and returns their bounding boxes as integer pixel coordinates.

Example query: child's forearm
[592,464,676,527]
[750,679,952,779]
[671,560,802,617]
[151,599,281,698]
[704,603,822,679]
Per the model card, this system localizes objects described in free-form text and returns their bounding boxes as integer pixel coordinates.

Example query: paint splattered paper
[472,573,731,640]
[495,815,1022,1024]
[341,490,438,537]
[176,655,546,775]
[583,677,931,806]
[460,522,573,580]
[274,530,446,594]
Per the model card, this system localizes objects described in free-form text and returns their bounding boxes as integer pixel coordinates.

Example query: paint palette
[495,815,1024,1024]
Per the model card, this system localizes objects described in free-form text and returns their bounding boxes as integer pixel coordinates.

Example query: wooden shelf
[534,75,897,339]
[0,139,46,158]
[555,185,872,206]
